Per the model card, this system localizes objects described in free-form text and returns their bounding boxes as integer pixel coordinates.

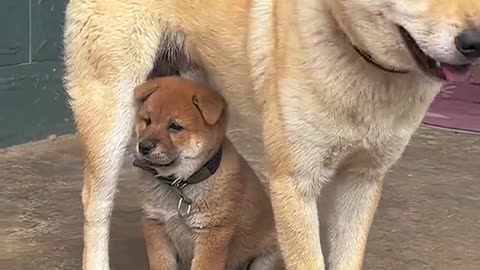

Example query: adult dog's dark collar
[353,46,409,74]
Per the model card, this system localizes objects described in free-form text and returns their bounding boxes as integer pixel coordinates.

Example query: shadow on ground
[2,122,480,269]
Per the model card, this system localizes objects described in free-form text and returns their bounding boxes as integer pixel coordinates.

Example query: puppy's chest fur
[142,178,221,259]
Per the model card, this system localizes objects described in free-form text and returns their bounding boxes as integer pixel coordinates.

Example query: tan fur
[135,77,282,270]
[63,0,480,269]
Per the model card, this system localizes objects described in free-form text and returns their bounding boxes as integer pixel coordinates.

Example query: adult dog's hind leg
[64,3,164,269]
[72,80,139,270]
[320,170,384,270]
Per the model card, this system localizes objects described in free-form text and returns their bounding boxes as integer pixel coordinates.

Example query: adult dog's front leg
[321,170,384,270]
[269,174,325,270]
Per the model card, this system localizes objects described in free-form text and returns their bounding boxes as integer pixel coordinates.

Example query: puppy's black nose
[455,29,480,59]
[138,140,156,155]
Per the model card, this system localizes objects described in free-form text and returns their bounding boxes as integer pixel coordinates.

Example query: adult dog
[63,0,480,269]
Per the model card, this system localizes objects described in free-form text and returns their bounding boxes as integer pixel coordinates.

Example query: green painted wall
[0,0,73,147]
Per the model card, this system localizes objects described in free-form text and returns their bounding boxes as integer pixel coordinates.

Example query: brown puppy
[133,77,283,270]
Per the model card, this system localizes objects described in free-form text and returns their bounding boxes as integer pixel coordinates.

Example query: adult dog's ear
[133,80,160,103]
[192,89,225,125]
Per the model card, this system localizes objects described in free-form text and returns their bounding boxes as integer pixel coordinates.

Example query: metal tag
[171,180,193,216]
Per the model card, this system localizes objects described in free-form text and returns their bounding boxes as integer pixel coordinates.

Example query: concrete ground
[2,119,480,269]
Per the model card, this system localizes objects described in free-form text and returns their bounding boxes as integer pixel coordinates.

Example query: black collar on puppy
[176,146,223,186]
[133,146,223,187]
[133,146,223,216]
[353,46,409,74]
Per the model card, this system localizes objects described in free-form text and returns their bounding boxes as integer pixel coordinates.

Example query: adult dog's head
[327,0,480,81]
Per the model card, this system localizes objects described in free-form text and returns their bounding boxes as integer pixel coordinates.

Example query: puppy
[132,77,283,270]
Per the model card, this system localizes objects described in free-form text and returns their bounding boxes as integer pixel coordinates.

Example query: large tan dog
[63,0,480,269]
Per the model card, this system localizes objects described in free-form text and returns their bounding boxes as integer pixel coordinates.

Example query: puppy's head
[326,0,480,81]
[133,77,227,180]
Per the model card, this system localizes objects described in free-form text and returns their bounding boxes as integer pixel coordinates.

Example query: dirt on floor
[1,119,480,270]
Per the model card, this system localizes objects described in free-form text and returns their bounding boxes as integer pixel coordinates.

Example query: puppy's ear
[134,80,159,103]
[192,90,225,125]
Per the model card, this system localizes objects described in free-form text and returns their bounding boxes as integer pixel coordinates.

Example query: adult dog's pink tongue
[442,66,473,82]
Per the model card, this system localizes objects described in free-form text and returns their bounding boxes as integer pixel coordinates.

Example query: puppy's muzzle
[138,140,156,155]
[137,140,177,166]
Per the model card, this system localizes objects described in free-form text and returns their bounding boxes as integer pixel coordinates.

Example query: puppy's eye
[168,122,183,133]
[144,118,152,126]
